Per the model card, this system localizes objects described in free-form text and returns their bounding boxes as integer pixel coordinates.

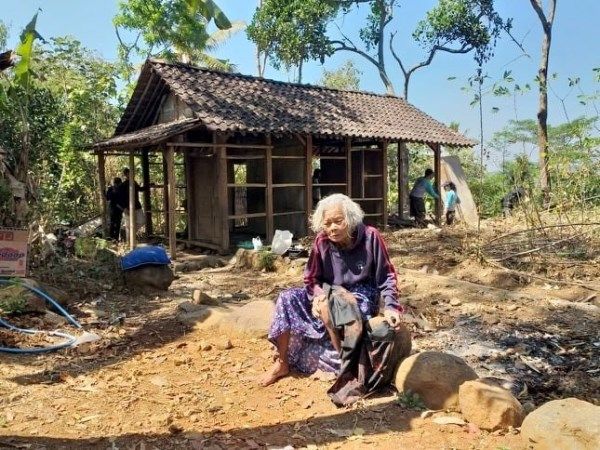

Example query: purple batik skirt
[268,284,379,374]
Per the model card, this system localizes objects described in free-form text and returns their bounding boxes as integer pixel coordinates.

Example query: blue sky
[3,1,599,168]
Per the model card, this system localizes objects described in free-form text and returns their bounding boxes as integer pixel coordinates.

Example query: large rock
[394,351,478,410]
[123,265,174,290]
[218,300,274,338]
[521,398,600,450]
[459,379,525,430]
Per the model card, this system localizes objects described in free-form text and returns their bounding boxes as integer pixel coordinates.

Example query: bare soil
[0,224,598,450]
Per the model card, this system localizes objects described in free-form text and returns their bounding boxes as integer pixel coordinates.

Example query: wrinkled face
[323,205,350,245]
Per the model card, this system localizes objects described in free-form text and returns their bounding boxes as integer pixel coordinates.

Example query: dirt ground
[0,224,598,450]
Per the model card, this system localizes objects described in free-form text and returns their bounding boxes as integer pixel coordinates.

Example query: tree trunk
[530,0,556,206]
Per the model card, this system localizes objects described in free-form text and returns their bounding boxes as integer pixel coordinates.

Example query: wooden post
[97,151,108,237]
[141,148,153,236]
[216,132,230,252]
[162,148,169,237]
[398,141,408,219]
[434,144,442,224]
[128,152,137,250]
[382,139,388,228]
[305,134,313,232]
[265,133,273,243]
[345,137,352,197]
[360,149,365,198]
[165,145,177,259]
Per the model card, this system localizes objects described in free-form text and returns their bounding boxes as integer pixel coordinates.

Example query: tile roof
[93,118,200,150]
[114,59,475,147]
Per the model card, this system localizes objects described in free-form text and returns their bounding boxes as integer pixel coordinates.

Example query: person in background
[502,187,526,218]
[443,181,460,225]
[106,177,123,240]
[409,168,439,226]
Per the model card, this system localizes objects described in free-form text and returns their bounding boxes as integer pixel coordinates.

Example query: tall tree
[247,0,337,83]
[319,60,361,90]
[529,0,557,204]
[249,0,509,97]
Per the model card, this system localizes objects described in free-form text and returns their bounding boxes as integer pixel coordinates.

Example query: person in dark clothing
[409,168,439,226]
[502,187,526,217]
[106,177,123,240]
[312,168,322,208]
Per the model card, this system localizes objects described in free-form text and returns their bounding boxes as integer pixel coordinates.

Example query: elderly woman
[260,194,405,402]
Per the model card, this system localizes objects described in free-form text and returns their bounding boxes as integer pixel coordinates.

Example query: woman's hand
[383,308,402,329]
[311,294,327,319]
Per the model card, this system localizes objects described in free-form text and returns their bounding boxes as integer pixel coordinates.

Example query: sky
[3,1,600,169]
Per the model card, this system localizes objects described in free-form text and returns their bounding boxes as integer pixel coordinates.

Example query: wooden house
[93,59,474,257]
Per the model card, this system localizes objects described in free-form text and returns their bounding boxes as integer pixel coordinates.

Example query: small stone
[506,304,519,312]
[216,339,233,350]
[450,298,462,307]
[192,290,220,306]
[177,301,204,313]
[198,341,212,351]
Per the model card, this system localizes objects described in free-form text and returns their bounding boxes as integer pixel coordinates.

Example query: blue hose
[0,277,81,354]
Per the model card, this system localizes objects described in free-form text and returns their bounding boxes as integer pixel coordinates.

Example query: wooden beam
[141,149,153,236]
[167,142,272,149]
[433,143,442,225]
[165,145,177,259]
[382,139,388,228]
[162,148,169,237]
[123,72,156,132]
[216,132,230,252]
[345,137,352,197]
[398,141,409,219]
[305,134,313,233]
[265,133,273,243]
[97,152,108,237]
[360,149,365,198]
[128,152,137,250]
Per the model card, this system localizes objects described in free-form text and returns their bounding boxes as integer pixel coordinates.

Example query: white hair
[311,193,364,233]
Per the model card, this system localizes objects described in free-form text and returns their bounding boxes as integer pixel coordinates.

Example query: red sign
[0,228,28,277]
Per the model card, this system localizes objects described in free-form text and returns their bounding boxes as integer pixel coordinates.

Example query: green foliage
[414,0,510,66]
[397,391,426,410]
[74,237,109,259]
[257,250,277,272]
[320,60,361,90]
[248,0,337,78]
[114,0,240,83]
[0,282,27,315]
[0,21,8,50]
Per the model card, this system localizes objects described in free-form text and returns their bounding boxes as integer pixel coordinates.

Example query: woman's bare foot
[259,359,290,386]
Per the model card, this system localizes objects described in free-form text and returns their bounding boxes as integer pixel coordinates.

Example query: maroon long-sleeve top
[303,223,402,312]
